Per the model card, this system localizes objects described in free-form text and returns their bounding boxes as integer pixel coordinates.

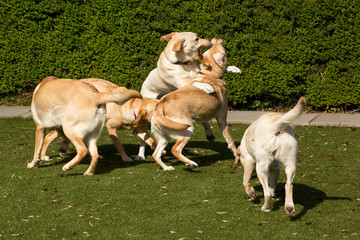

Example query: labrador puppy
[40,78,159,162]
[28,76,142,175]
[235,97,306,216]
[150,38,237,170]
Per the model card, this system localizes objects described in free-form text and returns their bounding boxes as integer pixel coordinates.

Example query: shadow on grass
[252,183,351,220]
[38,140,235,174]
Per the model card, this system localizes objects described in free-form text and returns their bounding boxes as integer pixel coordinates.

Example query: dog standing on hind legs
[149,38,237,171]
[235,97,306,216]
[140,32,241,143]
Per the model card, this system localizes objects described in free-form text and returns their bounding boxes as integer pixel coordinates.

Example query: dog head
[200,38,227,79]
[160,32,211,63]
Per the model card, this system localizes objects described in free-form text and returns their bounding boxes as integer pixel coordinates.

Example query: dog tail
[96,88,142,105]
[154,105,191,130]
[273,96,306,132]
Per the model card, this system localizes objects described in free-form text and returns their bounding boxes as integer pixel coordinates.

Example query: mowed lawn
[0,118,359,239]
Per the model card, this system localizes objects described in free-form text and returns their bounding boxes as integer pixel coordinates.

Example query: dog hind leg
[171,136,198,168]
[152,138,173,170]
[242,155,257,200]
[256,160,273,212]
[217,120,237,155]
[28,123,45,168]
[107,126,133,162]
[284,162,296,217]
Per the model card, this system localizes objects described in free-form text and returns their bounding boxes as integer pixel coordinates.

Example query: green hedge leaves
[1,0,359,110]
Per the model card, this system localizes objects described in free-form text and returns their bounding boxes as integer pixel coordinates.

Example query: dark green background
[1,0,359,110]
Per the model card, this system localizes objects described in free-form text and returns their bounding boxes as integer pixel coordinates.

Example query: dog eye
[195,38,199,41]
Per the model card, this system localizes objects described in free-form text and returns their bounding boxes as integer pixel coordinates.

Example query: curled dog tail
[96,88,142,105]
[154,105,191,130]
[274,96,306,132]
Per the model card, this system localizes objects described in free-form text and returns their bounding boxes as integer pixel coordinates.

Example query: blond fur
[28,76,141,175]
[235,97,306,216]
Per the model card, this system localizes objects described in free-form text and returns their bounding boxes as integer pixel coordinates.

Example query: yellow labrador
[40,78,159,163]
[28,76,141,175]
[235,97,306,216]
[150,38,237,170]
[141,32,241,142]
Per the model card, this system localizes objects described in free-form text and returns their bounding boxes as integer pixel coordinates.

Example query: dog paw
[285,206,295,217]
[187,161,198,168]
[163,166,175,171]
[248,190,258,201]
[226,66,242,74]
[41,155,50,161]
[192,82,215,94]
[62,164,73,171]
[134,155,145,161]
[206,134,215,142]
[122,156,133,162]
[27,162,39,168]
[84,169,95,176]
[58,150,67,157]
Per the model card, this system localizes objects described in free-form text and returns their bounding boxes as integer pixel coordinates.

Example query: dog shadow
[171,140,237,168]
[253,183,351,220]
[41,140,236,174]
[39,143,152,174]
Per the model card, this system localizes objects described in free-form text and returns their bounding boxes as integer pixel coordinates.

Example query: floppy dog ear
[172,39,183,52]
[212,52,226,67]
[160,32,177,42]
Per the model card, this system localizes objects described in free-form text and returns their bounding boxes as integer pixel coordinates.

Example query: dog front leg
[28,123,45,168]
[225,66,241,74]
[135,131,156,161]
[106,126,133,162]
[202,122,215,141]
[269,163,280,198]
[84,138,99,176]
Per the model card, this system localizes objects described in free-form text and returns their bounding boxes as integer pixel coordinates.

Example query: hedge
[1,0,359,110]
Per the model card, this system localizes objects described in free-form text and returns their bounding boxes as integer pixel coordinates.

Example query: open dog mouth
[195,49,204,60]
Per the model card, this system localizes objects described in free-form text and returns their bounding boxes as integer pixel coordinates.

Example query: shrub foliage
[1,0,359,110]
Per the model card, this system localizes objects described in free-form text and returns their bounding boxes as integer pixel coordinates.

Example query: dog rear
[236,97,306,216]
[29,76,141,175]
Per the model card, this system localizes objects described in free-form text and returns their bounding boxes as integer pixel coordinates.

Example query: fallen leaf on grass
[61,205,72,211]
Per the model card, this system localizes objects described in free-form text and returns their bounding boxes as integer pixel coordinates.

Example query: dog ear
[160,32,177,42]
[172,39,183,52]
[212,52,226,67]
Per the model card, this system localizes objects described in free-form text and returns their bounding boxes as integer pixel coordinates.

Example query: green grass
[0,118,359,239]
